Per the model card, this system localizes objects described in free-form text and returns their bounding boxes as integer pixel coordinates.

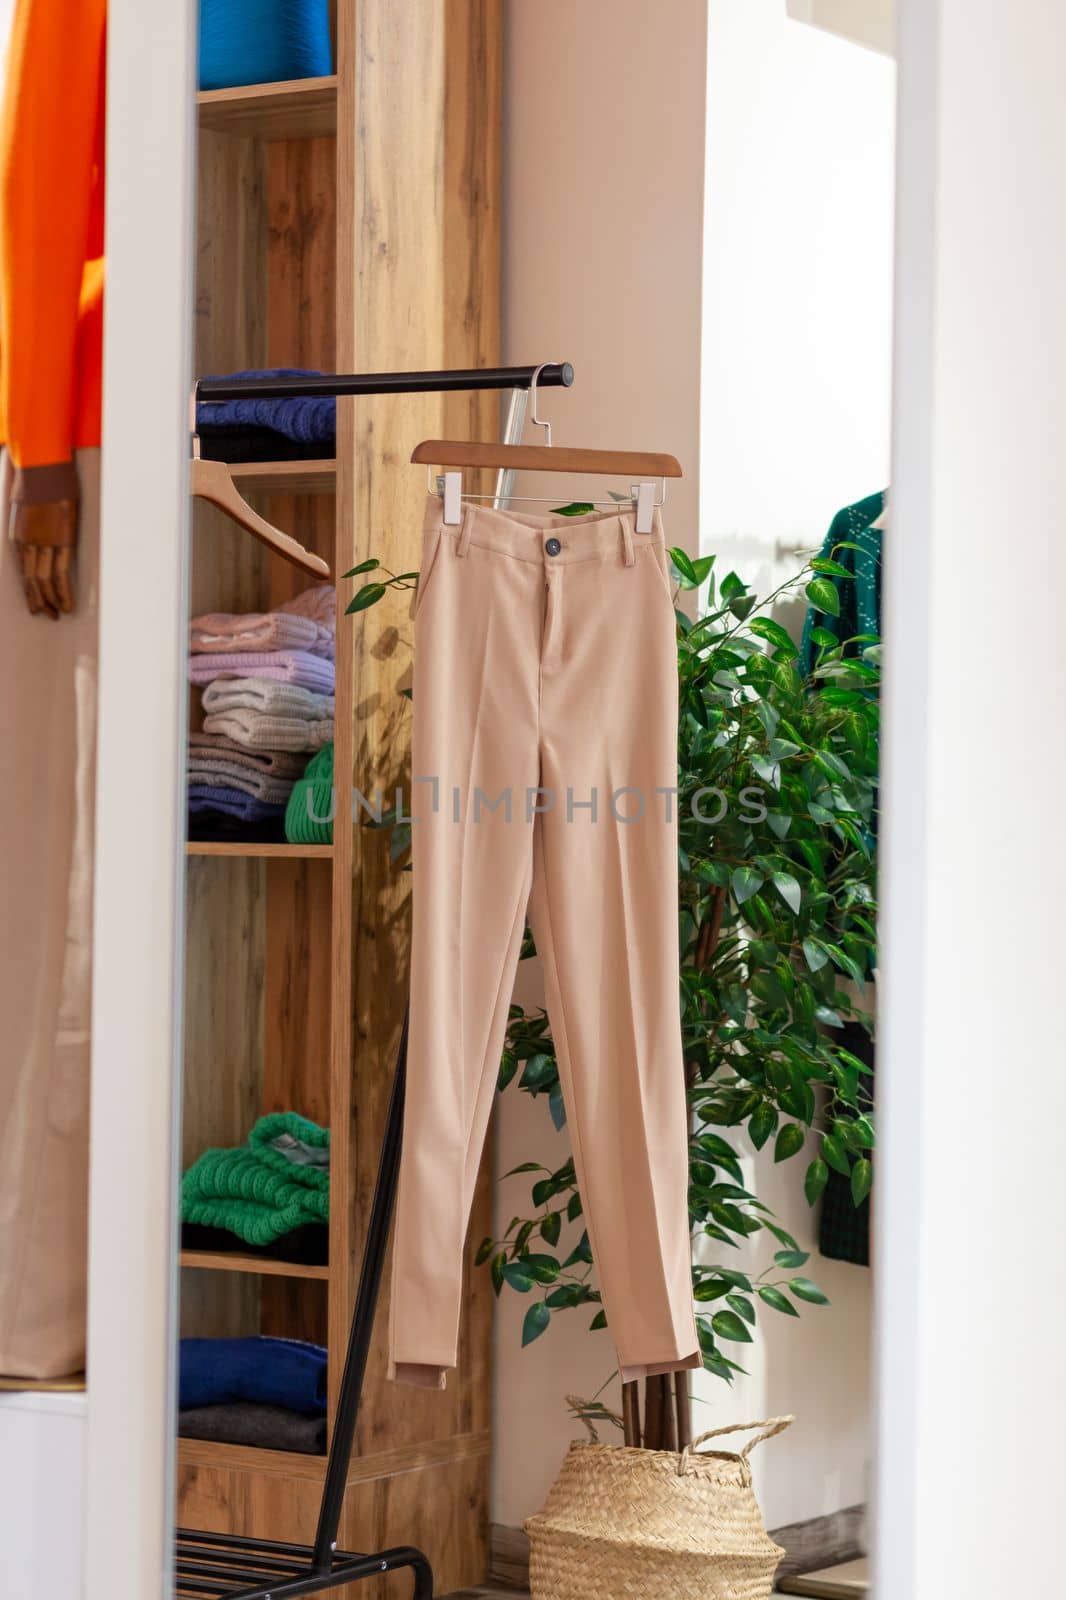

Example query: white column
[877,3,1066,1596]
[83,1,195,1596]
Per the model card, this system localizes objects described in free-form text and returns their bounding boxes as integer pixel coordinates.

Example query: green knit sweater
[181,1112,330,1246]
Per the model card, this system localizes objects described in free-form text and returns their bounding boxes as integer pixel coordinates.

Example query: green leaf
[501,1162,543,1178]
[809,626,839,649]
[750,969,788,1010]
[800,1158,825,1203]
[497,1052,519,1091]
[802,938,829,972]
[567,1191,583,1223]
[545,1283,587,1308]
[540,1211,561,1247]
[522,1253,561,1283]
[522,1301,551,1347]
[552,502,596,517]
[342,558,380,577]
[805,577,841,617]
[821,1134,851,1177]
[749,616,799,657]
[809,556,852,578]
[694,1277,732,1302]
[474,1236,494,1266]
[589,1309,608,1331]
[519,1052,556,1091]
[758,1285,800,1317]
[669,547,700,586]
[748,1102,778,1150]
[774,1123,805,1163]
[563,1231,593,1268]
[851,1157,873,1206]
[490,1252,506,1295]
[502,1261,534,1293]
[732,866,764,905]
[548,1084,567,1131]
[790,1276,830,1305]
[774,1248,810,1269]
[772,871,803,915]
[726,1293,756,1325]
[345,582,387,614]
[711,1309,754,1343]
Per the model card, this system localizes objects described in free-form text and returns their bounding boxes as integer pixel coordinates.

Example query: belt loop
[455,506,474,558]
[620,514,636,567]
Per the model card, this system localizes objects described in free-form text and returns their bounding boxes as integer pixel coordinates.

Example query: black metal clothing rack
[176,362,573,1600]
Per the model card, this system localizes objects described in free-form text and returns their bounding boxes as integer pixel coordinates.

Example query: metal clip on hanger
[188,384,332,579]
[412,362,682,534]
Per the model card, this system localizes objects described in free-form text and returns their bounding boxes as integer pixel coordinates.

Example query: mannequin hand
[10,500,78,618]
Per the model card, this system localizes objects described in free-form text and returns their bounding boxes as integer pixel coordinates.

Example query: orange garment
[0,0,105,505]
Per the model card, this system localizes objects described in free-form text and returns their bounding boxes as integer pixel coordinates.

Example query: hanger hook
[528,362,554,449]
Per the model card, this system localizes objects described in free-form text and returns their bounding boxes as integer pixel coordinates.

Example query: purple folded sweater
[188,650,335,695]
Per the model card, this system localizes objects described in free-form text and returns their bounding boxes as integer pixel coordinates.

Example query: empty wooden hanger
[189,390,331,579]
[411,363,683,532]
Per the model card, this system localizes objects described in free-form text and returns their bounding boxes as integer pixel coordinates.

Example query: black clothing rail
[177,362,573,1600]
[195,360,574,404]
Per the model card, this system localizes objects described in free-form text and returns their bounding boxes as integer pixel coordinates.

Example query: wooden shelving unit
[178,7,501,1596]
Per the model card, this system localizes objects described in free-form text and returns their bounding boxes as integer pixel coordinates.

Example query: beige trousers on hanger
[389,497,701,1389]
[0,449,99,1379]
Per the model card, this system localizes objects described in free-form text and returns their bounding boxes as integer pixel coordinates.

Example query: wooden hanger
[411,364,682,532]
[190,457,331,579]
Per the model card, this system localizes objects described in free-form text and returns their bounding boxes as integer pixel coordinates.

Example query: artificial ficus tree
[474,548,879,1447]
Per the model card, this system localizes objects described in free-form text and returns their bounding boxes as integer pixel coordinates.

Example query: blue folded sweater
[179,1335,327,1416]
[197,369,336,444]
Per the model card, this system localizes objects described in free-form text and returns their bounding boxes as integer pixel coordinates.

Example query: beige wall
[495,0,709,1530]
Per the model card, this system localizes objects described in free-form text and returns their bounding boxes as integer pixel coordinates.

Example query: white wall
[877,2,1066,1596]
[496,0,709,1530]
[697,1,895,1529]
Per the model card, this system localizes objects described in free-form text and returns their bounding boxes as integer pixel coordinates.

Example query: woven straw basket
[526,1416,793,1600]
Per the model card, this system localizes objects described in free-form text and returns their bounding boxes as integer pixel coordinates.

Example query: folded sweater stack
[178,1336,328,1455]
[188,586,335,841]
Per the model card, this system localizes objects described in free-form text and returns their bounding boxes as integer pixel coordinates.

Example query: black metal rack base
[175,1528,431,1600]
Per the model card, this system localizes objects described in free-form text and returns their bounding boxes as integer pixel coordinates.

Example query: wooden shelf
[186,842,333,859]
[229,459,337,494]
[179,1436,327,1478]
[180,1249,329,1281]
[198,76,338,140]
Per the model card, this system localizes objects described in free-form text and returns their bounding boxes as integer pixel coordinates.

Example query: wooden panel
[334,0,500,1473]
[337,1447,490,1600]
[265,134,337,368]
[182,859,265,1169]
[262,857,333,1125]
[259,1277,329,1345]
[181,857,266,1341]
[198,77,339,140]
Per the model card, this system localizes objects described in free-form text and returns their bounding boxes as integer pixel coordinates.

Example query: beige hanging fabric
[0,449,99,1378]
[526,1417,794,1600]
